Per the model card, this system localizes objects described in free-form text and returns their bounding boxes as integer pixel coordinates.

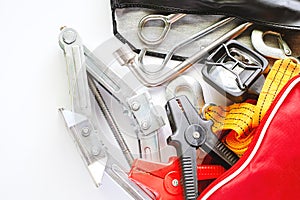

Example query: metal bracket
[59,27,165,162]
[127,93,164,136]
[60,109,107,187]
[59,27,91,115]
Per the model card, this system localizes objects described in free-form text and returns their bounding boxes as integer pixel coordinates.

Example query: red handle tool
[129,156,226,200]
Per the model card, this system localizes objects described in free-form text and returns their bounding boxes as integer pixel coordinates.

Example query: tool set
[58,1,300,199]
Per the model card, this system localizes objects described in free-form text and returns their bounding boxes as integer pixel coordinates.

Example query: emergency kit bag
[199,74,300,199]
[109,0,300,199]
[58,1,300,200]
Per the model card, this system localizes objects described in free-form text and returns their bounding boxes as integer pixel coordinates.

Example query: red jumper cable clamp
[129,156,226,200]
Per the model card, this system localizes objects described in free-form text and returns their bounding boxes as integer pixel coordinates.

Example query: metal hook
[251,29,297,62]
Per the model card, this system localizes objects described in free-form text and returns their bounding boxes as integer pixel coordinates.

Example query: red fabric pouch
[199,75,300,199]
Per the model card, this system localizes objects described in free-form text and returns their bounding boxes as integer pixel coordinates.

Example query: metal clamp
[129,157,226,199]
[59,109,107,187]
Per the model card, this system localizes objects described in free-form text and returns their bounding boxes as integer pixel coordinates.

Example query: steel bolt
[81,127,90,137]
[193,131,200,139]
[131,101,140,111]
[172,179,179,187]
[141,121,150,130]
[91,146,101,156]
[62,29,77,44]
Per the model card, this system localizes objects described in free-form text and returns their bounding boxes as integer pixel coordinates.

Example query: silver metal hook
[251,29,296,61]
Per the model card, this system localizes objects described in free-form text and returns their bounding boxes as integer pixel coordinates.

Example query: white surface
[0,0,132,199]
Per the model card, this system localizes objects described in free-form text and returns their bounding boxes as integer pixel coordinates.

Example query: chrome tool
[59,27,155,199]
[115,22,253,87]
[58,27,108,186]
[59,27,165,163]
[139,17,235,74]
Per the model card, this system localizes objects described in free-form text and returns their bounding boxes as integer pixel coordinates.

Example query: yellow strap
[206,102,255,136]
[252,59,300,127]
[205,59,300,156]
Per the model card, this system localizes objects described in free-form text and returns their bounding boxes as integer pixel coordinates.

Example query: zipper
[198,75,300,199]
[112,1,300,30]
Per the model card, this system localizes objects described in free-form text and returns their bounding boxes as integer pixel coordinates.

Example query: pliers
[166,96,239,199]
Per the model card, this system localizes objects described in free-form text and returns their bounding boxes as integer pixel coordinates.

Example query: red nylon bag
[199,75,300,199]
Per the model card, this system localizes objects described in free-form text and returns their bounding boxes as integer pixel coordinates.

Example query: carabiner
[251,29,299,63]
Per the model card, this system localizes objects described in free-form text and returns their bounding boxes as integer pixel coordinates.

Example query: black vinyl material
[111,0,300,30]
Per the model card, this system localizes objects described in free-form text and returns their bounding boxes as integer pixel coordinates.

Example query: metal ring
[137,15,171,45]
[201,103,216,120]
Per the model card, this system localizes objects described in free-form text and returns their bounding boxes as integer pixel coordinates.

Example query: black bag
[110,0,300,61]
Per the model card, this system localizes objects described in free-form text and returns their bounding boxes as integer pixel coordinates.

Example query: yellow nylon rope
[205,59,300,157]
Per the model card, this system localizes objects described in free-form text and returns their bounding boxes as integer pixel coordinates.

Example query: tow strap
[205,59,300,156]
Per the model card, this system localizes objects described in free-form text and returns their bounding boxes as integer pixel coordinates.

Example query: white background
[0,0,132,199]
